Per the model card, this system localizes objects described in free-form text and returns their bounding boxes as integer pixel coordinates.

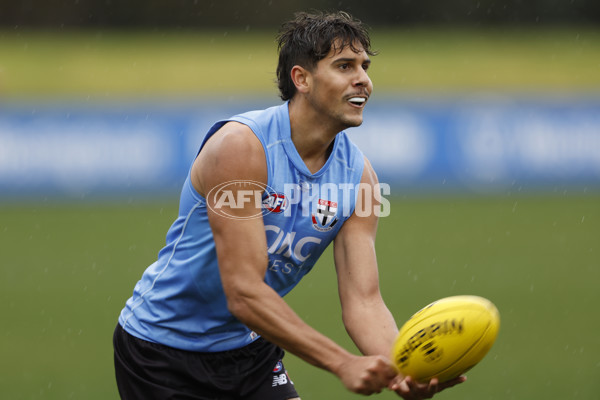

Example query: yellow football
[391,295,500,383]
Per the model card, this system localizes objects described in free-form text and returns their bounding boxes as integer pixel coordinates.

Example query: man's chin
[344,116,364,128]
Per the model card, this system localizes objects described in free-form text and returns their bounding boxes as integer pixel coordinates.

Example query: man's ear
[290,65,311,94]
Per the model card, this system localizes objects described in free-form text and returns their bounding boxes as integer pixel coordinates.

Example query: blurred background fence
[1,1,599,199]
[1,95,599,198]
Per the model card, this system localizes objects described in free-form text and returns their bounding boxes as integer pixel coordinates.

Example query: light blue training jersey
[119,102,365,352]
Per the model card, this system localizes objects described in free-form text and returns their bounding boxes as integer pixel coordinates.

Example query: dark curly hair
[276,11,376,101]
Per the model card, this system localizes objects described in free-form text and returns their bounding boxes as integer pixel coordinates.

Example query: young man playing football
[114,11,464,399]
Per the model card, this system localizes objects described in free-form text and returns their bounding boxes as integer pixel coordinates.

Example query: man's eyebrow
[332,57,372,64]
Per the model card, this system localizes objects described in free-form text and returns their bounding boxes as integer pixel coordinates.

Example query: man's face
[306,41,373,130]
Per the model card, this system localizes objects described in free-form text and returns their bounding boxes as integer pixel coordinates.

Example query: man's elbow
[226,295,250,319]
[224,284,258,322]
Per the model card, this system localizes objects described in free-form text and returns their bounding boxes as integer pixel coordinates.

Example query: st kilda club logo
[312,199,339,232]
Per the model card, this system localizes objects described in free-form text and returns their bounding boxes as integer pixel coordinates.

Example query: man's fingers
[427,377,439,394]
[439,375,467,390]
[396,376,411,393]
[347,356,401,395]
[391,374,467,399]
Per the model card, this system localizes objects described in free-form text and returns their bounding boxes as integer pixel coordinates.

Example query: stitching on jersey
[266,139,286,149]
[334,155,355,171]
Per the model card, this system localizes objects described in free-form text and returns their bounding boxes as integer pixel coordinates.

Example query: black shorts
[113,324,299,400]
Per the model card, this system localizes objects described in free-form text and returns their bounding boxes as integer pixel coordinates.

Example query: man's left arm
[334,157,467,399]
[333,157,398,357]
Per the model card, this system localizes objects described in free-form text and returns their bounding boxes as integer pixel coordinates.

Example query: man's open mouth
[348,97,367,106]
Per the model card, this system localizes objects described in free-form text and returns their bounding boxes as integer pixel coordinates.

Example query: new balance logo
[272,373,288,387]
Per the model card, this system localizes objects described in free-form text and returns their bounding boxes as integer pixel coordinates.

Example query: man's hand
[336,355,398,395]
[389,375,467,399]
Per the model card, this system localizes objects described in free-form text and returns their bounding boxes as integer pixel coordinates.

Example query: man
[114,11,464,399]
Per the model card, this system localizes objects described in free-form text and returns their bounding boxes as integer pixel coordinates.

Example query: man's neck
[288,98,343,174]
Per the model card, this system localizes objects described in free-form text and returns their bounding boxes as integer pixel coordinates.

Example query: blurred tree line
[0,0,598,29]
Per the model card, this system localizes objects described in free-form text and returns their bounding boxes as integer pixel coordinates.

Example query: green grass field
[1,194,599,399]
